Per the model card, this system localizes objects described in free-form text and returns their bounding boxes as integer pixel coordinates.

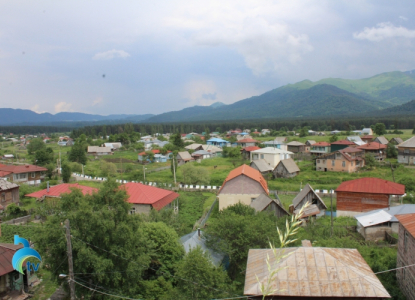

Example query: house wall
[0,187,19,207]
[398,147,415,164]
[360,225,392,241]
[0,274,6,293]
[397,224,415,300]
[266,202,289,218]
[251,152,290,169]
[337,191,389,214]
[316,157,362,173]
[132,203,152,214]
[273,163,298,178]
[295,191,326,213]
[8,171,44,183]
[218,194,262,210]
[287,145,304,153]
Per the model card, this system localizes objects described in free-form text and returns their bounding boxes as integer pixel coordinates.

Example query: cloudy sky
[1,1,415,116]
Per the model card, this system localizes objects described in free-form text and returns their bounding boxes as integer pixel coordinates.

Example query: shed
[273,158,300,178]
[87,146,112,155]
[291,184,327,216]
[389,137,403,145]
[176,151,194,165]
[250,194,289,217]
[0,179,19,209]
[250,159,273,176]
[373,136,389,145]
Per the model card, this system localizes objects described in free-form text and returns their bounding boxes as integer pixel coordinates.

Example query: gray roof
[185,143,203,150]
[180,230,225,267]
[306,140,316,145]
[292,183,327,209]
[398,136,415,148]
[390,137,403,144]
[192,150,211,156]
[294,204,320,218]
[0,179,18,191]
[263,140,285,146]
[374,136,388,145]
[250,159,273,172]
[286,141,305,146]
[177,151,193,161]
[347,136,363,143]
[250,194,289,215]
[278,158,300,173]
[355,204,415,227]
[274,137,287,143]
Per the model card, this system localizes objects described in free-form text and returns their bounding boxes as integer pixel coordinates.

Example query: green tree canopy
[181,163,210,185]
[61,163,71,183]
[27,138,46,155]
[386,143,398,158]
[68,142,87,165]
[171,133,184,148]
[374,123,387,135]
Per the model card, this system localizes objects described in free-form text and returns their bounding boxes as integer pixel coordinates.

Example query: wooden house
[0,179,19,209]
[286,141,306,153]
[250,194,289,217]
[290,184,327,217]
[87,146,113,156]
[397,136,415,164]
[176,151,194,166]
[241,146,261,160]
[357,142,387,161]
[234,138,259,148]
[0,164,47,184]
[373,136,388,145]
[389,137,403,145]
[273,158,300,178]
[310,141,331,156]
[335,178,405,217]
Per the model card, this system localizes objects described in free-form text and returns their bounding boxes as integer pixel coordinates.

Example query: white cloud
[93,49,130,60]
[399,16,408,21]
[92,97,103,106]
[30,104,46,114]
[54,102,73,113]
[353,22,415,42]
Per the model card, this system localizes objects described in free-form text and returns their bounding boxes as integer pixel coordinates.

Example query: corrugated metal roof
[242,146,261,152]
[219,164,268,194]
[0,179,19,191]
[374,137,388,145]
[390,137,403,144]
[287,141,305,146]
[357,142,387,150]
[293,184,327,210]
[184,143,203,150]
[355,204,415,226]
[279,158,300,174]
[0,243,23,276]
[331,139,356,145]
[236,138,259,143]
[356,210,392,227]
[250,159,273,173]
[396,213,415,238]
[25,183,98,199]
[87,146,112,153]
[177,151,193,161]
[312,142,330,146]
[336,178,405,195]
[0,164,47,174]
[397,136,415,148]
[244,247,391,298]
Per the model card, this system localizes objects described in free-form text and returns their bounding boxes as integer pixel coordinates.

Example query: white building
[250,147,293,169]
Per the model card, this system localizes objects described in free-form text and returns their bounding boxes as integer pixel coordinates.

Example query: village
[0,124,413,299]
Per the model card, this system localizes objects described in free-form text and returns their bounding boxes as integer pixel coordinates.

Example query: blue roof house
[207,138,230,148]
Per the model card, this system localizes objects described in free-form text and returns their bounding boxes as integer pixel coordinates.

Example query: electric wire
[71,279,142,300]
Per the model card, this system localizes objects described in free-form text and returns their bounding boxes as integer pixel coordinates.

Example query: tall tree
[374,123,387,135]
[27,138,46,155]
[61,163,71,183]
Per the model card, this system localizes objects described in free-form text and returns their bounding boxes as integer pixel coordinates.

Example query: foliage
[386,143,398,158]
[329,134,338,143]
[27,138,46,155]
[222,146,241,158]
[34,147,54,166]
[374,123,387,135]
[61,163,71,183]
[299,126,308,137]
[100,161,117,177]
[398,176,415,192]
[364,153,378,170]
[175,247,233,300]
[5,203,28,218]
[181,163,210,185]
[68,142,87,165]
[171,133,184,148]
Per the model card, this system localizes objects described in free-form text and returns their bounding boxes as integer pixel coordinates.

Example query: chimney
[289,204,294,214]
[197,228,201,238]
[302,240,312,247]
[47,181,49,193]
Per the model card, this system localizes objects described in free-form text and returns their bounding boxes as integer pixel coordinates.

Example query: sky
[1,0,415,116]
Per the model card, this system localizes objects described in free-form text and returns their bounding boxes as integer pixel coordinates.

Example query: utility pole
[143,165,146,181]
[390,162,395,182]
[64,219,76,300]
[173,157,176,186]
[330,191,333,237]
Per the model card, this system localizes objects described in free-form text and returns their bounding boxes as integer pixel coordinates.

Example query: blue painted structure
[207,138,230,148]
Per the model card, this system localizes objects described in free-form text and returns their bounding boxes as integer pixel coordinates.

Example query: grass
[30,269,61,300]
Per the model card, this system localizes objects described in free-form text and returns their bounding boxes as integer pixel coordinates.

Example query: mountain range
[2,70,415,126]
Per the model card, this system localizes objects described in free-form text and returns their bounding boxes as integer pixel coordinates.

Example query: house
[250,147,293,169]
[262,140,287,151]
[241,146,261,160]
[373,136,388,145]
[361,135,374,143]
[310,141,331,156]
[335,178,405,217]
[25,183,97,201]
[286,141,306,153]
[87,146,112,156]
[330,139,356,152]
[330,129,341,135]
[290,184,327,217]
[180,229,227,267]
[244,245,390,299]
[396,213,415,300]
[250,194,289,217]
[176,151,194,165]
[261,129,270,135]
[2,154,14,159]
[103,142,123,150]
[362,128,374,135]
[357,142,387,161]
[199,145,223,157]
[316,147,365,173]
[184,143,203,151]
[273,158,300,178]
[355,204,415,241]
[138,149,172,163]
[191,150,212,162]
[121,182,179,214]
[206,138,230,148]
[250,159,273,176]
[397,136,415,164]
[389,137,403,145]
[305,140,316,146]
[0,164,47,184]
[0,179,19,209]
[347,136,366,146]
[218,164,268,210]
[233,138,259,148]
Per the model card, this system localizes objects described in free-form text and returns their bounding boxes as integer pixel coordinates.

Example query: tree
[68,142,87,165]
[299,127,308,137]
[181,163,210,185]
[412,125,415,134]
[171,133,184,148]
[329,134,338,143]
[100,161,117,177]
[34,147,54,166]
[386,143,397,158]
[62,163,71,183]
[222,146,241,158]
[398,176,415,192]
[374,123,387,135]
[27,138,45,155]
[364,153,378,169]
[204,127,211,142]
[175,247,232,299]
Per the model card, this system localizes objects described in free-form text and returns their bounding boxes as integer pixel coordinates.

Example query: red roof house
[121,182,179,214]
[240,146,261,159]
[0,243,23,276]
[25,183,98,199]
[0,164,48,183]
[357,142,387,161]
[336,178,405,217]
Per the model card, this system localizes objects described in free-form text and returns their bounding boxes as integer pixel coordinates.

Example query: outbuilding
[273,158,300,178]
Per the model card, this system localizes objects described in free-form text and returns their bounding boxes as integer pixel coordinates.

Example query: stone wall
[397,223,415,300]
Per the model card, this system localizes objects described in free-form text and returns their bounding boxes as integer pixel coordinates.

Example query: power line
[71,279,142,300]
[74,276,141,298]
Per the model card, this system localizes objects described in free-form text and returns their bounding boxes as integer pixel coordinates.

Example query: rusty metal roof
[244,247,391,298]
[396,213,415,238]
[0,243,23,276]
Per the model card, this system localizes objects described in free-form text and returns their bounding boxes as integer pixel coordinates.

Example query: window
[1,193,5,203]
[251,198,256,203]
[317,160,320,163]
[130,207,136,215]
[404,231,409,252]
[31,172,35,178]
[342,161,346,167]
[331,160,335,166]
[260,154,264,159]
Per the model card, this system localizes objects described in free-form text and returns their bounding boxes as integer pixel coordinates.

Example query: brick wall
[397,223,415,299]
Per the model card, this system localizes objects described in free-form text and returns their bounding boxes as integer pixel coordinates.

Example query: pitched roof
[357,142,387,150]
[207,138,228,143]
[0,243,24,276]
[250,194,289,215]
[355,205,415,227]
[336,178,405,195]
[184,143,203,150]
[235,138,259,143]
[25,183,98,199]
[312,141,330,147]
[278,158,300,173]
[341,147,363,153]
[201,145,223,153]
[121,182,179,210]
[241,146,261,152]
[192,150,211,156]
[0,179,18,191]
[274,137,287,142]
[0,164,47,174]
[87,146,112,153]
[250,159,273,173]
[293,184,327,209]
[306,140,316,145]
[177,151,193,161]
[295,203,320,218]
[331,139,355,145]
[220,164,268,194]
[374,136,389,145]
[286,141,305,146]
[347,136,363,143]
[396,213,415,238]
[397,136,415,148]
[390,137,403,144]
[138,149,171,156]
[361,135,374,139]
[244,247,390,298]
